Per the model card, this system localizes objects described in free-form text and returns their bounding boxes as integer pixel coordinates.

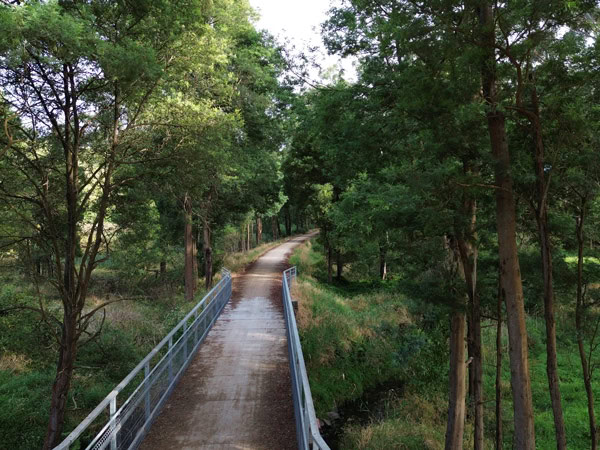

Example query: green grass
[0,236,292,449]
[564,255,600,265]
[291,240,450,447]
[293,240,600,449]
[0,286,202,449]
[481,314,600,449]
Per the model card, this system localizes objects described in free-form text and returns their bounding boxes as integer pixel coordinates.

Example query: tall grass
[290,240,452,448]
[292,239,600,449]
[0,281,202,449]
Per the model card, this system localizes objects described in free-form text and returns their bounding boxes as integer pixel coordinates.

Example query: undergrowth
[0,240,279,449]
[291,239,600,449]
[290,240,450,447]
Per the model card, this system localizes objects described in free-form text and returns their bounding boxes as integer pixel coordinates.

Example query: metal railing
[54,269,232,450]
[282,267,330,450]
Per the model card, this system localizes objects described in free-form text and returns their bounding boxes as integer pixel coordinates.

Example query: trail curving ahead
[140,233,316,450]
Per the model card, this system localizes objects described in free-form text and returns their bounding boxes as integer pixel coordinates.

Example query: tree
[0,1,214,446]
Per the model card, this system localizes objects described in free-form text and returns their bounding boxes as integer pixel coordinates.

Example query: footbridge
[53,234,328,450]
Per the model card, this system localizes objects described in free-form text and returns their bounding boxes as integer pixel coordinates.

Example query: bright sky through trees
[248,0,357,82]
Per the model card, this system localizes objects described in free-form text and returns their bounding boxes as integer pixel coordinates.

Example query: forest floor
[0,235,301,450]
[290,239,600,450]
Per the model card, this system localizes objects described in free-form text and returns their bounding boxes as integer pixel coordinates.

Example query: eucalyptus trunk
[203,217,213,290]
[495,275,503,450]
[456,194,482,450]
[271,216,279,240]
[184,194,196,301]
[576,198,597,450]
[192,221,198,289]
[479,3,535,448]
[379,245,387,280]
[256,217,262,245]
[247,222,251,251]
[445,310,467,450]
[528,85,566,450]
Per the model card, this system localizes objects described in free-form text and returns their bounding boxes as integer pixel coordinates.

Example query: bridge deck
[140,235,313,450]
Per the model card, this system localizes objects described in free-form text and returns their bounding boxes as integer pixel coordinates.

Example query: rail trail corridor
[140,233,316,450]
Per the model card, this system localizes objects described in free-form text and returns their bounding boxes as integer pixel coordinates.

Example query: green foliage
[480,313,600,449]
[0,281,206,448]
[296,236,600,449]
[292,241,448,417]
[0,369,55,450]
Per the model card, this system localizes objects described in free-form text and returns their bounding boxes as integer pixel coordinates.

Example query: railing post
[144,361,151,420]
[282,267,330,450]
[168,337,173,382]
[109,397,117,450]
[183,321,188,360]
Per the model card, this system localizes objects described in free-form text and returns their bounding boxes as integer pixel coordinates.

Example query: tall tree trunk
[184,194,195,301]
[192,220,198,291]
[277,214,283,238]
[456,201,482,450]
[488,96,536,450]
[203,217,213,290]
[160,260,167,275]
[241,224,246,252]
[536,212,566,450]
[247,222,251,251]
[44,313,78,449]
[445,310,467,450]
[576,197,597,450]
[496,275,503,450]
[527,85,566,450]
[380,232,389,280]
[445,237,468,450]
[44,77,80,448]
[256,216,262,245]
[479,4,536,448]
[336,251,343,280]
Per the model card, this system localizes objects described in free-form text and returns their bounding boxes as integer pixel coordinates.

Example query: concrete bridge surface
[140,234,315,450]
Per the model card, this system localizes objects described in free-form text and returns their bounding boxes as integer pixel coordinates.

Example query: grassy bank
[0,239,288,449]
[290,240,453,448]
[291,239,600,449]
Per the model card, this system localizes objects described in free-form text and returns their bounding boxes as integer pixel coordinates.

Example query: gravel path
[140,233,315,449]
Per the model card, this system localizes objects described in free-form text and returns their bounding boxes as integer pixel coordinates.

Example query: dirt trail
[140,233,316,450]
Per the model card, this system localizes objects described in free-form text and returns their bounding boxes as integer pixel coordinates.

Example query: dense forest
[1,0,600,449]
[285,1,600,449]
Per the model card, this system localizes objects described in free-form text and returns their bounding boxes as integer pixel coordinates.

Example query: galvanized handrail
[54,269,232,450]
[282,267,330,450]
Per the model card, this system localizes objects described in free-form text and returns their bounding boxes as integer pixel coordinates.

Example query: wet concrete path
[140,233,316,450]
